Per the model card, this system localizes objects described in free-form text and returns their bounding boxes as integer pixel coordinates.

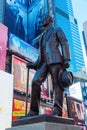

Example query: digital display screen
[5,0,27,42]
[12,55,27,93]
[67,96,85,125]
[5,0,48,48]
[12,98,30,120]
[9,33,38,62]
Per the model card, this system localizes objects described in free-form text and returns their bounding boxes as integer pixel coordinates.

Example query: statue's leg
[29,63,48,116]
[49,64,64,116]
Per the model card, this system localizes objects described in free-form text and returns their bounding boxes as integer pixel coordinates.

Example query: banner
[0,23,8,71]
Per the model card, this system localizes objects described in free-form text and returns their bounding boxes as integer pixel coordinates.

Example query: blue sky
[72,0,87,44]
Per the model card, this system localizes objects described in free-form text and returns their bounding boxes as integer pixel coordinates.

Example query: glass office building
[48,0,85,73]
[0,0,6,23]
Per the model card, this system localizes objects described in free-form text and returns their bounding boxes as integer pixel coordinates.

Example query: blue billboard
[9,33,38,62]
[28,0,48,44]
[5,0,27,42]
[5,0,48,48]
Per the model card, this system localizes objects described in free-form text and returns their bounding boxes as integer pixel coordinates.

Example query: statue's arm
[56,27,71,67]
[56,27,70,60]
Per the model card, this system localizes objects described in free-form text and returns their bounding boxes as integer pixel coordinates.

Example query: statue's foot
[18,111,39,119]
[50,107,62,117]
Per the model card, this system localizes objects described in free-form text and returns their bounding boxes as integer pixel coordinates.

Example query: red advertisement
[12,99,30,121]
[0,24,8,70]
[12,55,27,93]
[39,106,52,115]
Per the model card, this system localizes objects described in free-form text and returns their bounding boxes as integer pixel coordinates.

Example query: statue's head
[42,15,53,27]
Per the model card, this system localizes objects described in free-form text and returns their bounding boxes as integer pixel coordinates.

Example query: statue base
[6,115,80,130]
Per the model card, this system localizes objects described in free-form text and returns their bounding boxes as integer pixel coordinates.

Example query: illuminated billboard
[69,82,83,101]
[0,24,8,71]
[67,96,85,125]
[12,98,30,120]
[28,0,48,44]
[5,0,27,42]
[5,0,48,48]
[12,55,27,93]
[9,33,38,61]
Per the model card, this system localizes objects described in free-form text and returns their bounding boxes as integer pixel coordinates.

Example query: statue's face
[42,15,53,27]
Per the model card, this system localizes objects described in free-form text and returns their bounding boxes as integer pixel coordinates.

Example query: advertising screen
[69,82,83,101]
[28,0,48,45]
[41,79,50,99]
[12,98,30,120]
[5,0,48,48]
[39,106,52,115]
[0,24,8,71]
[5,0,27,42]
[9,33,38,61]
[67,96,85,125]
[12,55,27,93]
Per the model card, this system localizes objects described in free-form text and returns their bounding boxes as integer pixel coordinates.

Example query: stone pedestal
[6,115,81,130]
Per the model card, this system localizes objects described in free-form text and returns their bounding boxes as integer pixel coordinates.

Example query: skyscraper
[48,0,85,73]
[82,21,87,73]
[0,0,6,23]
[83,21,87,55]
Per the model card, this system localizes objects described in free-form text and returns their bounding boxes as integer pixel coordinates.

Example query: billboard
[28,0,48,45]
[5,0,48,48]
[5,0,27,42]
[39,106,52,115]
[69,82,83,101]
[12,55,27,93]
[0,24,8,71]
[0,70,13,130]
[9,33,38,61]
[67,96,85,125]
[12,99,30,120]
[41,79,50,99]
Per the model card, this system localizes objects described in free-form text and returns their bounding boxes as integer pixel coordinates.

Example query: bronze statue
[26,15,71,117]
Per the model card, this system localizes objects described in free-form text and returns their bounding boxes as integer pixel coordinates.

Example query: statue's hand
[27,62,36,70]
[63,61,70,68]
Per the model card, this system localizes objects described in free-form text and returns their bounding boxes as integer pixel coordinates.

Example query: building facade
[82,21,87,73]
[83,21,87,55]
[48,0,85,73]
